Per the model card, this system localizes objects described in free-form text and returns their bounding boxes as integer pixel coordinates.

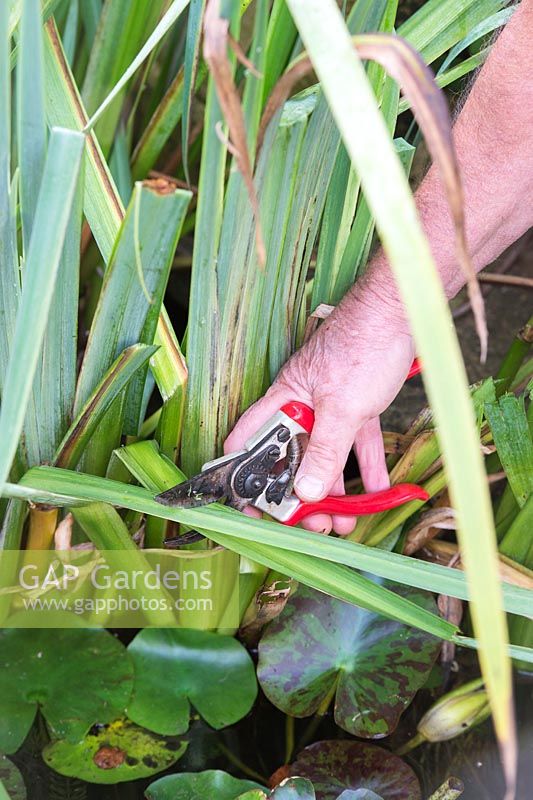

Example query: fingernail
[295,475,325,501]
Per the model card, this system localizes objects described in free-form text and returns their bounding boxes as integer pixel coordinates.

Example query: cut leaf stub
[258,584,440,738]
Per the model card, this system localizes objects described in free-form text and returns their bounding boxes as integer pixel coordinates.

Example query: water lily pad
[127,629,257,734]
[257,584,439,738]
[43,718,186,784]
[290,741,419,800]
[145,770,263,799]
[237,780,317,800]
[0,626,134,753]
[337,792,384,800]
[0,754,27,799]
[271,778,316,799]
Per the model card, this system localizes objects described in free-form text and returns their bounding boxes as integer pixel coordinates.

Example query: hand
[224,290,415,535]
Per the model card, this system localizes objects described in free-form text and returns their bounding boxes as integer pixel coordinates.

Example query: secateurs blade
[155,359,428,526]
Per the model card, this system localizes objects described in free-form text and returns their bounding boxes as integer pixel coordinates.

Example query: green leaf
[336,792,383,800]
[126,628,257,735]
[485,393,533,508]
[0,127,84,493]
[25,156,84,466]
[11,463,533,626]
[43,717,186,784]
[398,0,511,65]
[0,2,20,392]
[0,624,133,753]
[74,181,190,473]
[0,755,26,800]
[81,0,172,152]
[182,0,205,184]
[262,0,298,104]
[258,584,439,737]
[180,7,238,473]
[17,0,47,254]
[54,344,158,470]
[499,494,533,568]
[290,741,420,800]
[146,771,263,800]
[285,0,513,775]
[61,0,79,65]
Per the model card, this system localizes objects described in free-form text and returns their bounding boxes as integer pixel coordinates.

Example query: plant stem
[295,678,338,753]
[395,731,426,755]
[27,506,58,549]
[496,313,533,393]
[426,776,464,800]
[217,741,268,785]
[285,714,295,764]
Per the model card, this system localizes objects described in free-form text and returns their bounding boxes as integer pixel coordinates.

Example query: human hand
[224,290,415,535]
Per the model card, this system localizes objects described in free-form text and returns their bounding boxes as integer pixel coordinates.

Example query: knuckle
[306,439,343,473]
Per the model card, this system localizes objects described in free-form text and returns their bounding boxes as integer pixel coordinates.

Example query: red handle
[406,357,422,379]
[284,483,429,526]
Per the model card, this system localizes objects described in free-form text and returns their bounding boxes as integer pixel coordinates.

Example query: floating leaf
[337,792,383,800]
[258,584,439,738]
[0,755,26,800]
[271,778,316,799]
[289,741,420,800]
[127,628,257,735]
[146,770,262,800]
[43,718,186,784]
[0,623,133,753]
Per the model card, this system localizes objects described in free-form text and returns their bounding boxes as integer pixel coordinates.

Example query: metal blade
[155,462,234,508]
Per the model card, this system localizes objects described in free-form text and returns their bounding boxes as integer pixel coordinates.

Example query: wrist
[341,254,413,340]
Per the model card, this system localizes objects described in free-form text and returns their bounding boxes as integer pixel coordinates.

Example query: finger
[300,512,332,535]
[353,416,390,493]
[294,399,355,501]
[243,506,262,519]
[224,387,292,454]
[330,475,357,536]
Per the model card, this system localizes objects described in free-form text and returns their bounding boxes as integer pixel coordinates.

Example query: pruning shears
[155,359,428,526]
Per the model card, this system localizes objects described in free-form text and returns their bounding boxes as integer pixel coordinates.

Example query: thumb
[294,402,356,501]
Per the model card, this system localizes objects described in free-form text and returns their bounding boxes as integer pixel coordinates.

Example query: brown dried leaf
[403,506,456,556]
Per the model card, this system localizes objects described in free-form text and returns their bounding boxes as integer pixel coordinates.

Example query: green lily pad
[43,718,186,784]
[145,770,263,799]
[0,755,27,799]
[257,584,439,738]
[0,626,134,753]
[337,792,384,800]
[290,741,419,800]
[127,629,257,734]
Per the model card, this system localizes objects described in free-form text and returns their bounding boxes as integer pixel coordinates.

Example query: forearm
[346,0,533,326]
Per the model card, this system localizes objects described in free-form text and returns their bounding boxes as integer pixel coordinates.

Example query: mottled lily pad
[43,718,186,784]
[290,741,419,800]
[0,626,134,753]
[127,629,257,734]
[0,754,27,799]
[145,770,263,799]
[258,584,439,737]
